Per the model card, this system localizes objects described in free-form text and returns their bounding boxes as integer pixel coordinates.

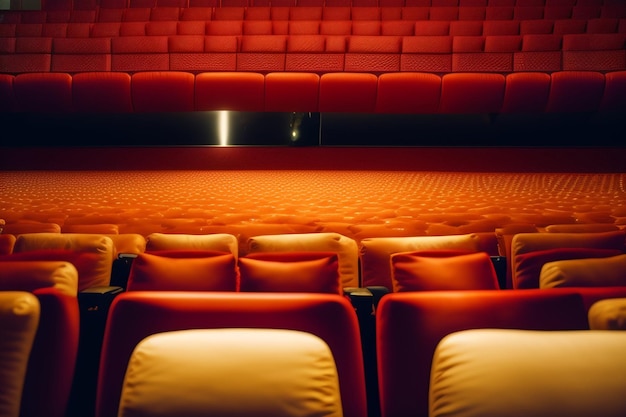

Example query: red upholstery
[401,35,453,72]
[131,71,195,112]
[600,70,626,111]
[195,71,265,111]
[319,72,378,112]
[237,34,287,72]
[72,71,133,112]
[515,34,562,71]
[377,290,590,417]
[501,71,550,112]
[285,34,345,72]
[0,73,15,112]
[95,292,367,417]
[264,71,320,112]
[376,71,441,113]
[110,36,169,71]
[51,37,111,72]
[149,6,182,21]
[562,33,626,71]
[439,72,505,113]
[546,70,605,112]
[145,21,177,35]
[169,35,238,72]
[13,72,72,112]
[344,35,402,72]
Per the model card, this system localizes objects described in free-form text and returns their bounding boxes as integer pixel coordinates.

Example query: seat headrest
[118,328,343,417]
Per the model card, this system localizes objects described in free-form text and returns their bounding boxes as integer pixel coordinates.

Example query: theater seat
[195,71,265,111]
[377,290,590,417]
[439,73,505,113]
[501,71,550,113]
[245,232,359,288]
[72,72,133,113]
[319,72,378,113]
[13,72,72,112]
[131,71,195,113]
[429,329,626,417]
[540,254,626,289]
[546,70,606,112]
[95,292,367,417]
[264,72,320,112]
[117,328,344,417]
[0,291,40,417]
[0,261,80,417]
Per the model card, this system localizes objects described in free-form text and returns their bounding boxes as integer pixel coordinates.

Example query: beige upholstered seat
[145,232,238,257]
[118,328,343,417]
[12,232,115,291]
[0,291,40,417]
[588,298,626,330]
[246,232,359,288]
[430,329,626,417]
[540,254,626,289]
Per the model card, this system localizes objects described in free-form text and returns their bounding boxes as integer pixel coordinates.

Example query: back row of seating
[2,32,624,74]
[4,4,626,22]
[1,70,624,113]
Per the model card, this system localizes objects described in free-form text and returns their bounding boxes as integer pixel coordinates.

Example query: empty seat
[546,70,606,112]
[131,71,195,112]
[237,35,287,72]
[540,254,626,289]
[169,35,238,72]
[122,7,151,22]
[195,71,265,111]
[562,33,626,71]
[95,292,367,417]
[600,70,626,112]
[377,290,591,417]
[145,21,178,35]
[514,34,562,72]
[51,37,111,72]
[400,35,453,72]
[375,72,441,113]
[117,328,345,417]
[0,36,52,74]
[429,329,626,417]
[264,72,320,112]
[501,71,550,112]
[110,36,169,72]
[344,35,402,72]
[13,72,71,112]
[319,72,378,113]
[0,260,80,417]
[213,6,246,20]
[149,6,181,21]
[0,73,15,111]
[439,72,505,113]
[179,7,213,21]
[0,291,39,417]
[285,34,346,73]
[289,6,323,21]
[72,72,133,113]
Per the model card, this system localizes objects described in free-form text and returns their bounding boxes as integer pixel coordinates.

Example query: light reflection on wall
[218,111,229,146]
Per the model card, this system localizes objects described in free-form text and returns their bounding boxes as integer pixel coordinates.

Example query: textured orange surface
[1,170,624,242]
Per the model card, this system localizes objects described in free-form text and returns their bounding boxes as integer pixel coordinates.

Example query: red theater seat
[122,7,152,22]
[213,6,246,20]
[119,21,147,36]
[179,7,213,21]
[546,70,606,112]
[145,21,178,36]
[321,6,351,21]
[501,71,550,112]
[242,20,274,35]
[375,72,441,113]
[51,37,112,72]
[514,34,562,72]
[264,72,320,112]
[344,35,402,72]
[319,72,378,112]
[237,35,287,72]
[400,35,453,72]
[95,292,367,417]
[131,71,195,112]
[110,36,169,71]
[13,72,71,112]
[377,290,591,417]
[72,71,133,112]
[440,72,505,113]
[562,33,626,71]
[205,20,243,35]
[600,70,626,112]
[195,71,265,111]
[149,6,182,21]
[289,6,323,21]
[519,19,554,34]
[0,73,15,111]
[285,34,346,73]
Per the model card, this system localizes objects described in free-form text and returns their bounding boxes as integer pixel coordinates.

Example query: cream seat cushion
[246,232,359,288]
[0,291,40,417]
[118,328,343,417]
[588,298,626,330]
[430,329,626,417]
[0,261,79,296]
[539,254,626,289]
[13,232,115,291]
[145,233,238,258]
